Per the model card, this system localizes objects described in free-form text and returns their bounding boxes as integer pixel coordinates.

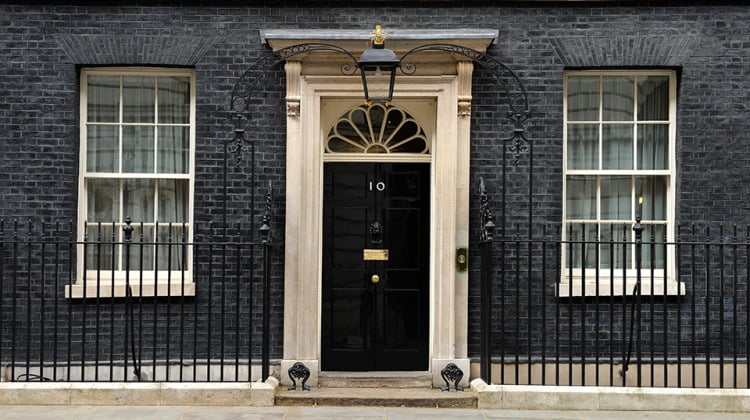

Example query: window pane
[87,125,118,172]
[87,179,119,223]
[566,176,596,220]
[158,76,190,124]
[602,76,634,121]
[602,124,633,170]
[601,176,632,220]
[157,126,189,173]
[567,76,599,121]
[157,225,187,271]
[126,225,154,272]
[636,176,667,221]
[637,124,668,170]
[123,76,155,123]
[566,223,598,269]
[85,224,116,271]
[158,179,189,223]
[122,126,154,173]
[638,76,669,121]
[600,224,632,270]
[642,224,666,270]
[87,76,119,123]
[567,124,598,169]
[123,179,154,223]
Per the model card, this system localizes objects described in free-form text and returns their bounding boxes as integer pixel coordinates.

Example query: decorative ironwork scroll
[479,177,495,243]
[287,361,311,391]
[230,40,530,165]
[228,43,358,165]
[440,363,464,392]
[259,181,273,244]
[399,44,530,165]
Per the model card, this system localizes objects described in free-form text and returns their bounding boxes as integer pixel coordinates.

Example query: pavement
[0,406,749,419]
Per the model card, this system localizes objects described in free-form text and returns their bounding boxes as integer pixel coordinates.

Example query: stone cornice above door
[261,28,498,53]
[261,28,497,76]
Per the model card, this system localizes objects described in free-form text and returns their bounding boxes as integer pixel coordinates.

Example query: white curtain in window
[601,176,631,220]
[87,125,118,172]
[636,176,667,221]
[123,76,155,123]
[122,126,154,173]
[87,179,119,223]
[567,125,598,169]
[123,179,154,223]
[602,76,634,121]
[157,127,189,173]
[567,76,599,121]
[638,124,668,170]
[566,176,596,220]
[638,76,669,121]
[87,75,119,122]
[158,76,190,124]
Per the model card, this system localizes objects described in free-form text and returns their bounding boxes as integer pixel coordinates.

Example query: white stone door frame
[264,29,497,387]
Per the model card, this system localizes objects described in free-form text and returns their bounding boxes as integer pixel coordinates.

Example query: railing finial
[123,216,134,243]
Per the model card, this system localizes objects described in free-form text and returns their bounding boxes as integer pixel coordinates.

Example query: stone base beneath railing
[0,378,279,406]
[471,379,750,412]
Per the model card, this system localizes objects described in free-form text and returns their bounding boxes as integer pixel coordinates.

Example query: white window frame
[560,69,683,297]
[67,67,196,298]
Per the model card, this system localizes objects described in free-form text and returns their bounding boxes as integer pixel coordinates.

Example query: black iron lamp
[358,25,400,106]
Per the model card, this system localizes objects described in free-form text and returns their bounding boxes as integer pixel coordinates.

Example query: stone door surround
[262,28,498,387]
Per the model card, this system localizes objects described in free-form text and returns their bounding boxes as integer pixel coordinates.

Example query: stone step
[275,387,476,408]
[318,372,433,388]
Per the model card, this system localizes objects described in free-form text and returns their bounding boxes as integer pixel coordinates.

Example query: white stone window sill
[66,280,195,299]
[558,278,685,298]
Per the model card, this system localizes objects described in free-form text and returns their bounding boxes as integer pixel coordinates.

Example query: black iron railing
[0,219,275,383]
[478,219,750,388]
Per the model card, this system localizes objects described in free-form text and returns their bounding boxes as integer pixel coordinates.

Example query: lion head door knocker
[369,221,383,245]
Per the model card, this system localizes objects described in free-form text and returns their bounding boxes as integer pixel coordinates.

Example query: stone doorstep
[0,378,279,407]
[275,386,477,408]
[317,371,434,389]
[471,379,750,412]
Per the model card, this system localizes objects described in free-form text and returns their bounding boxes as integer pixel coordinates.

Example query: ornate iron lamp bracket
[228,43,358,165]
[399,43,531,166]
[229,37,531,166]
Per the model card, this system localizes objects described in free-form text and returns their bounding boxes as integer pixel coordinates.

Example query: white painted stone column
[280,61,319,386]
[431,61,473,388]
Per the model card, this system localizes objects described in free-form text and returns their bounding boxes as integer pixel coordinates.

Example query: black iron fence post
[259,182,273,382]
[479,178,495,383]
[622,216,644,385]
[122,217,141,381]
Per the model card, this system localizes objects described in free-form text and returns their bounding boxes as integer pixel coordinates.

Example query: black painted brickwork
[0,2,748,367]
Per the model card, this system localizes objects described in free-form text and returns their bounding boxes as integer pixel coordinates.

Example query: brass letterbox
[363,249,389,261]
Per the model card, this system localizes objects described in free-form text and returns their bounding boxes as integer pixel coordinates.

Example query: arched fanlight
[357,25,400,106]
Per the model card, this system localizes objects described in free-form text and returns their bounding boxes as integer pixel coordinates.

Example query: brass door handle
[371,274,380,284]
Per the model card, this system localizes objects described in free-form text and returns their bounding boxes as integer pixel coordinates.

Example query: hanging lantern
[357,25,400,106]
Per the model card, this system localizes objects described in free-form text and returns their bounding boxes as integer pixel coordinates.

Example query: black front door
[321,162,430,371]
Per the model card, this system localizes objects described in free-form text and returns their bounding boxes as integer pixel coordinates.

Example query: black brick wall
[0,1,748,369]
